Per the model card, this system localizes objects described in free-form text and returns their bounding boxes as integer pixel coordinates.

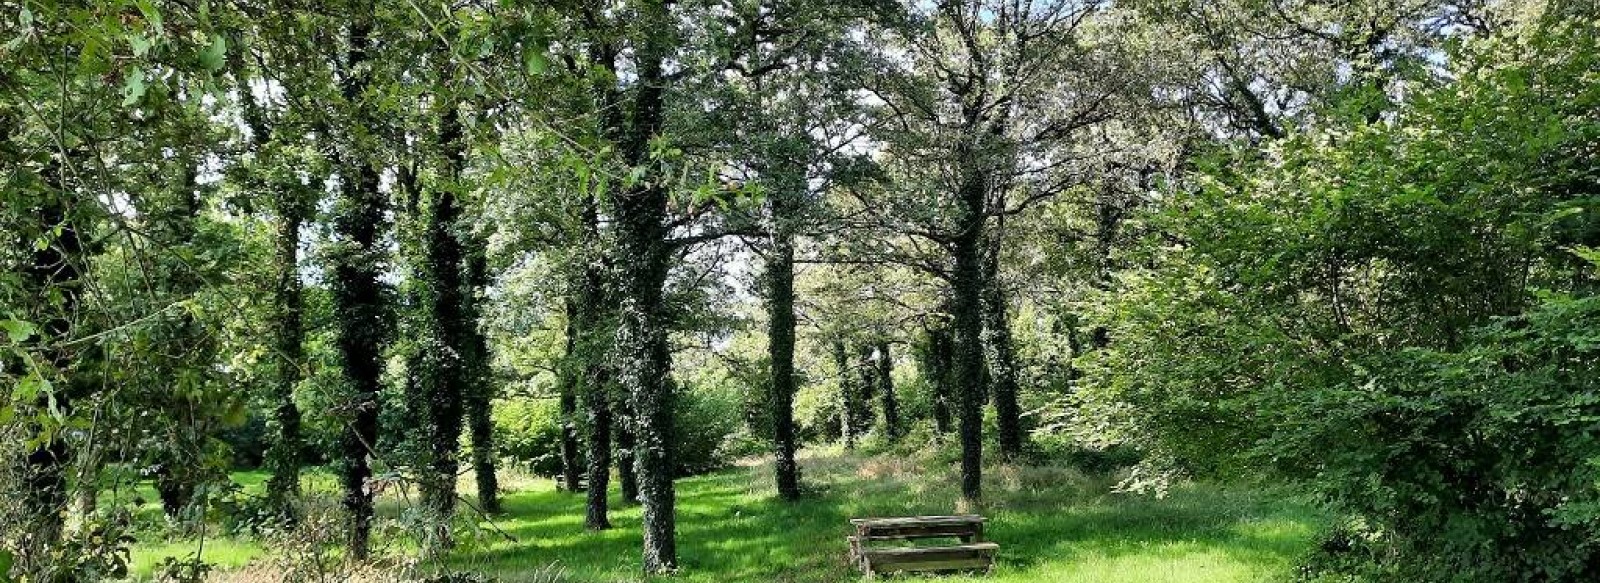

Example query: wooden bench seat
[851,515,985,542]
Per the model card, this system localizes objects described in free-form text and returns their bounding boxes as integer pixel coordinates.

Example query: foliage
[1083,17,1600,580]
[493,384,745,479]
[493,399,568,478]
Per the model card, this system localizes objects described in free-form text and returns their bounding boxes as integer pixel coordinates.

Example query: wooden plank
[861,544,997,575]
[860,542,998,560]
[855,524,981,541]
[865,556,993,575]
[851,515,985,528]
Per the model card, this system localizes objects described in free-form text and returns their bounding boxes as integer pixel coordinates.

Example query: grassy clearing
[127,448,1328,582]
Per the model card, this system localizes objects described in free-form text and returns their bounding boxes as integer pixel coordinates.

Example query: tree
[231,39,311,522]
[326,8,390,558]
[462,245,501,513]
[858,0,1124,502]
[876,340,901,442]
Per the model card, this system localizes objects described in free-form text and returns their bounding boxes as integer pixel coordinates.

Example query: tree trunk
[266,205,305,520]
[418,99,472,550]
[331,16,384,559]
[877,341,900,442]
[858,344,877,436]
[951,150,988,504]
[766,218,802,500]
[611,181,677,571]
[926,326,954,435]
[616,397,640,504]
[463,248,500,513]
[570,188,616,529]
[237,59,306,523]
[982,234,1023,460]
[833,339,858,449]
[17,173,81,575]
[581,364,614,529]
[606,2,679,570]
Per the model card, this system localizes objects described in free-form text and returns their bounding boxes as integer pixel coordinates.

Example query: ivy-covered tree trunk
[150,162,210,521]
[877,341,900,442]
[232,58,307,521]
[951,154,988,503]
[573,193,615,529]
[927,326,954,435]
[463,247,500,513]
[16,173,82,573]
[982,238,1024,460]
[418,101,470,548]
[615,398,640,504]
[605,1,679,570]
[766,213,802,500]
[265,185,306,520]
[330,16,385,560]
[581,359,614,529]
[612,182,677,571]
[833,339,859,449]
[857,344,878,436]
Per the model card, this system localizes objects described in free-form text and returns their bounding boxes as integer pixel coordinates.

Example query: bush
[217,411,269,469]
[491,382,745,479]
[493,399,568,477]
[1081,20,1600,580]
[670,382,744,476]
[1030,433,1142,473]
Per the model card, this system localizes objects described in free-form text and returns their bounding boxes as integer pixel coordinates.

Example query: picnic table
[847,514,998,576]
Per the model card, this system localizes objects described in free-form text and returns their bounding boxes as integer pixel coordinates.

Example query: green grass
[126,449,1329,582]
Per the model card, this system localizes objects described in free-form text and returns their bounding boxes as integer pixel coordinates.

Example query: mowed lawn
[129,449,1329,582]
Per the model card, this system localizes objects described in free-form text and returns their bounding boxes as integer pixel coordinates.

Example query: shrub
[670,382,744,476]
[493,399,568,477]
[491,382,744,479]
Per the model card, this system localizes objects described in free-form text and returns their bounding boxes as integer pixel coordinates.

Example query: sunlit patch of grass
[123,448,1329,582]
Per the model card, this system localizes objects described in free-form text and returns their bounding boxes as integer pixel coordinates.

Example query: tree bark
[766,213,802,500]
[16,170,82,575]
[951,143,988,503]
[463,248,500,513]
[833,339,858,449]
[982,234,1023,460]
[857,344,878,436]
[236,61,306,522]
[266,204,305,520]
[571,218,615,529]
[877,341,900,442]
[926,325,954,435]
[418,97,472,550]
[616,397,640,504]
[604,1,679,571]
[331,16,385,559]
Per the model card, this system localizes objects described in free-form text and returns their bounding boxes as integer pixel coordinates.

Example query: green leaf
[15,374,49,401]
[199,34,227,72]
[1571,246,1600,267]
[0,319,35,343]
[135,0,163,35]
[122,69,147,106]
[524,48,548,75]
[130,35,153,58]
[0,548,13,579]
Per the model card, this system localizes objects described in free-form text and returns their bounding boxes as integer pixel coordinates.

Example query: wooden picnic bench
[848,515,998,576]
